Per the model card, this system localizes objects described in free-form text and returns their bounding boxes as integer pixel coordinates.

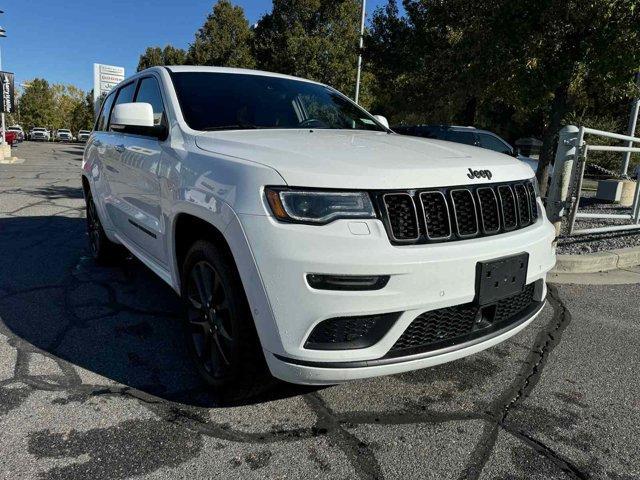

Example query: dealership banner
[93,63,125,103]
[0,71,15,114]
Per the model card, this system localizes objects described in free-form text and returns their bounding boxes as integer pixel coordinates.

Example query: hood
[195,130,535,189]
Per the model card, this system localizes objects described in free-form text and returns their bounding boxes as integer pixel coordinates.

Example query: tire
[181,240,271,402]
[85,190,122,264]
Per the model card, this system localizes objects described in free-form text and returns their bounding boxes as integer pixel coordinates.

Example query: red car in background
[3,130,17,146]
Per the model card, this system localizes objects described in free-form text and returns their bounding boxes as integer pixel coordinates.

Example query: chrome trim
[514,183,531,225]
[476,187,501,234]
[419,191,452,240]
[449,188,479,238]
[382,192,420,242]
[497,185,518,231]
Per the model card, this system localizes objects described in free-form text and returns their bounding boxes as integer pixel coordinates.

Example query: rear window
[446,131,478,146]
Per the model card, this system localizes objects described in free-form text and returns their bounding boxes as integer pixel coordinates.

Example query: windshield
[170,72,386,133]
[59,130,70,133]
[33,128,45,132]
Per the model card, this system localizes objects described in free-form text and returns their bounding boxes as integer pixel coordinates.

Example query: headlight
[265,188,376,224]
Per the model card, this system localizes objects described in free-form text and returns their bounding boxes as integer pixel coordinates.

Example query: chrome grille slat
[419,191,452,240]
[497,185,518,231]
[382,193,420,242]
[476,187,501,233]
[514,183,531,225]
[450,189,479,238]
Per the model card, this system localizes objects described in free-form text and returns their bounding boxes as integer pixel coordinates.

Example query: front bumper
[235,204,556,384]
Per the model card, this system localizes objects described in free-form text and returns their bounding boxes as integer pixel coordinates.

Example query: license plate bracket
[477,253,529,305]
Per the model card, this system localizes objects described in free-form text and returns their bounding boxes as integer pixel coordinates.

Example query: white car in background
[29,127,50,141]
[55,129,74,142]
[82,66,556,400]
[77,130,91,142]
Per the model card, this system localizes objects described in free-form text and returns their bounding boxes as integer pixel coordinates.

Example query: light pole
[354,0,366,104]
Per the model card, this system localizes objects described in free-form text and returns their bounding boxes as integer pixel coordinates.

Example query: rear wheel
[181,240,270,402]
[85,190,122,264]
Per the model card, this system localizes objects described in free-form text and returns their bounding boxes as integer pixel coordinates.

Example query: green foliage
[187,0,255,68]
[18,79,55,129]
[253,0,372,105]
[367,0,640,192]
[137,45,188,71]
[17,79,94,133]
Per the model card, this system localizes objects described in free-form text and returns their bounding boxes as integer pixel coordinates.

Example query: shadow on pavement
[0,215,315,408]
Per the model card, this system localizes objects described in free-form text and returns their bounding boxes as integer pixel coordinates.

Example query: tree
[368,0,640,194]
[253,0,372,104]
[137,45,187,71]
[18,79,55,130]
[187,0,255,68]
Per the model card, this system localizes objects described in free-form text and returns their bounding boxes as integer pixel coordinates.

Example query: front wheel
[181,240,271,402]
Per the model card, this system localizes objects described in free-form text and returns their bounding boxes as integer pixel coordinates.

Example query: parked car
[83,67,556,399]
[55,129,74,142]
[393,125,544,173]
[7,125,24,142]
[29,127,50,141]
[77,130,91,142]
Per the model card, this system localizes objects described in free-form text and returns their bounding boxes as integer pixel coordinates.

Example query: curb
[552,245,640,274]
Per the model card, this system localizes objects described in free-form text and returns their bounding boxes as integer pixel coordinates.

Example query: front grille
[450,189,479,237]
[386,283,538,358]
[514,184,531,225]
[382,193,419,241]
[420,191,451,239]
[378,180,538,245]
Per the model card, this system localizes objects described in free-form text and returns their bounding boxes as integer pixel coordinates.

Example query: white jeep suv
[82,66,556,399]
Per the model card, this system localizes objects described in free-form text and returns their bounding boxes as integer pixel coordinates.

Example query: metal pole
[354,0,366,104]
[621,71,640,175]
[546,125,580,235]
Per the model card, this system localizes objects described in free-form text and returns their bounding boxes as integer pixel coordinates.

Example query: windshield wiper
[200,124,259,131]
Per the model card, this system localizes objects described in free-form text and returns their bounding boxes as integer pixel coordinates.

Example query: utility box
[596,179,623,202]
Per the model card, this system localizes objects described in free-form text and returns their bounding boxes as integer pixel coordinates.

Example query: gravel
[557,191,640,255]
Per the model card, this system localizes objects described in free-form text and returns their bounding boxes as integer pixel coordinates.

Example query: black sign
[0,71,15,114]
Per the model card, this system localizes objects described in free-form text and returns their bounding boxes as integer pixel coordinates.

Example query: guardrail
[546,125,640,237]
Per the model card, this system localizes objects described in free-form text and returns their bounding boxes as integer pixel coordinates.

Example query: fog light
[306,274,390,291]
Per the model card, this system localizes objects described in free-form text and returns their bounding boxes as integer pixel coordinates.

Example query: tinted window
[95,92,116,131]
[135,77,165,126]
[446,130,478,146]
[170,72,385,132]
[478,133,513,155]
[114,82,136,106]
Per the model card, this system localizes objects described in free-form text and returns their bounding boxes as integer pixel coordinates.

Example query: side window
[95,92,116,132]
[478,133,513,155]
[134,77,165,126]
[108,82,137,131]
[446,130,478,146]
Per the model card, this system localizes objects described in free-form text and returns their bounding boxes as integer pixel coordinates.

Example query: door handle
[114,144,125,153]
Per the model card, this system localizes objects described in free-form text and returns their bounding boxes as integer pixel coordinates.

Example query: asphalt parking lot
[0,142,639,479]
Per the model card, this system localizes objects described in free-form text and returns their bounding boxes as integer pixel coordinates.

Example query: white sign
[93,63,125,103]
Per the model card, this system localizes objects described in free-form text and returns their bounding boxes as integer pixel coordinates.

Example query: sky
[2,0,393,93]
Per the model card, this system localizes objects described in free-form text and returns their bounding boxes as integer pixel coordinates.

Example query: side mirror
[374,115,390,129]
[110,102,167,139]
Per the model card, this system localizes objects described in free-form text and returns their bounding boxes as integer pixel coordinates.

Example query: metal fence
[546,125,640,237]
